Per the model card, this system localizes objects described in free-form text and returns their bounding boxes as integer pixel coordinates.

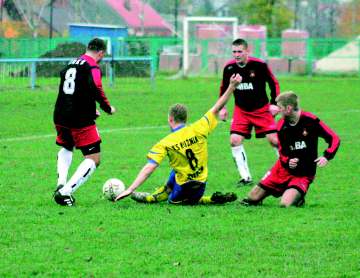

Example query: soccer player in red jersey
[53,38,116,206]
[219,38,280,186]
[241,91,340,207]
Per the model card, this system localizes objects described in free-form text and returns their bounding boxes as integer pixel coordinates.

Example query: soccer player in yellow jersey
[115,74,242,205]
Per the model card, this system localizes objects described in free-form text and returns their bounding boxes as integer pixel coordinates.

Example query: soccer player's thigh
[252,110,277,139]
[55,125,74,150]
[258,161,290,198]
[71,125,101,150]
[280,188,303,206]
[168,182,205,205]
[230,107,252,142]
[283,176,313,204]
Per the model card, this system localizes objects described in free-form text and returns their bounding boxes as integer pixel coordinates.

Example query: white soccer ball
[102,178,125,201]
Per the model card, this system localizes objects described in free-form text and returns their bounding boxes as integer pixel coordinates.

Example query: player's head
[86,38,107,62]
[232,38,249,66]
[276,91,300,117]
[168,104,188,125]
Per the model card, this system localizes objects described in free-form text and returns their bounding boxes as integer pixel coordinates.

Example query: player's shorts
[259,160,314,197]
[230,104,276,139]
[55,124,101,153]
[166,170,206,205]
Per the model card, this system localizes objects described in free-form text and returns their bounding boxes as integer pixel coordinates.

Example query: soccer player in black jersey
[53,38,116,206]
[219,38,280,187]
[241,92,340,207]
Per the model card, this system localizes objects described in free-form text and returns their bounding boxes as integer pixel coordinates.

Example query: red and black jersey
[54,54,112,128]
[277,111,340,176]
[219,57,280,111]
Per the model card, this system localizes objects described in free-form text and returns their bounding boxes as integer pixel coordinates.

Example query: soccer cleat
[55,184,64,191]
[130,192,151,203]
[53,190,75,206]
[210,191,238,204]
[296,198,305,207]
[236,178,253,187]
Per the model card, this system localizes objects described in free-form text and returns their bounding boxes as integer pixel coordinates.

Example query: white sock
[60,158,96,195]
[231,145,252,181]
[57,148,73,186]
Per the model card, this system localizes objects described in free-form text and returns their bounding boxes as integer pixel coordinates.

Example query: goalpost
[183,16,238,77]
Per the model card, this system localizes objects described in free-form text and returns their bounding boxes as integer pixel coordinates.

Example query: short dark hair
[87,38,107,52]
[169,103,187,123]
[232,38,248,49]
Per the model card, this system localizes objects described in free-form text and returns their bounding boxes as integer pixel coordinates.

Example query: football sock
[231,145,252,181]
[60,158,96,195]
[198,195,212,204]
[57,147,73,186]
[145,186,169,203]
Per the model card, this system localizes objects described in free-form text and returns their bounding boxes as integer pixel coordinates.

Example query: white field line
[1,109,359,143]
[0,125,169,143]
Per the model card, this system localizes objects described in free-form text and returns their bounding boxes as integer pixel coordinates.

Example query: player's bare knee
[230,135,244,147]
[248,185,264,201]
[85,155,100,167]
[279,200,292,208]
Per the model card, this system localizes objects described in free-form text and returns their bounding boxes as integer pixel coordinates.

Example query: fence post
[201,39,208,72]
[150,57,155,89]
[358,38,360,77]
[30,62,36,89]
[306,38,313,76]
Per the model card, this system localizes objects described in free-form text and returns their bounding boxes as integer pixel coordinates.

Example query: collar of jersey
[171,124,185,132]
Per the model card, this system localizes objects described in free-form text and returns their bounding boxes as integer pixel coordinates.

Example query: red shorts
[231,104,276,139]
[55,124,101,149]
[259,160,314,197]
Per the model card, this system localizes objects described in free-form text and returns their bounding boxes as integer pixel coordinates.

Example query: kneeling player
[241,91,340,207]
[114,74,243,205]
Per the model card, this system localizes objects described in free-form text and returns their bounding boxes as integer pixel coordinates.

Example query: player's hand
[95,109,101,118]
[230,73,242,87]
[115,188,132,201]
[110,106,116,115]
[289,158,299,169]
[315,156,328,167]
[269,104,280,116]
[219,107,228,121]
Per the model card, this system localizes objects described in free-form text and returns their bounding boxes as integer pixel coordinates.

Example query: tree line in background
[0,0,359,38]
[148,0,360,38]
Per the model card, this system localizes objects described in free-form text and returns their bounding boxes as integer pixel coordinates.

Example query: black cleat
[55,184,64,192]
[296,198,305,207]
[236,178,253,187]
[211,192,238,204]
[54,187,75,207]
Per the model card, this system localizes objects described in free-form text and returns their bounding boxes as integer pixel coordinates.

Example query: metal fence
[0,37,359,77]
[0,56,155,90]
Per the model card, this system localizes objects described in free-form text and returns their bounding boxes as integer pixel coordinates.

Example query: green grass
[0,76,359,277]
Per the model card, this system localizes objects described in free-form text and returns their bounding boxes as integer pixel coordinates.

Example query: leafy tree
[337,0,360,38]
[229,0,294,37]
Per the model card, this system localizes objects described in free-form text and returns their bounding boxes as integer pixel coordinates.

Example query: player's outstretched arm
[211,73,241,115]
[115,162,158,201]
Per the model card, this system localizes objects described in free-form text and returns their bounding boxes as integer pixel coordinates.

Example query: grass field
[0,76,359,277]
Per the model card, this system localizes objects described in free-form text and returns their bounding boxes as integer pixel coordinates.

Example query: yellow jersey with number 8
[147,110,218,185]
